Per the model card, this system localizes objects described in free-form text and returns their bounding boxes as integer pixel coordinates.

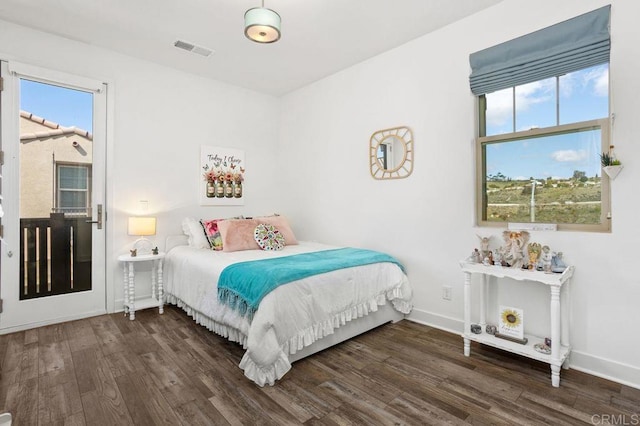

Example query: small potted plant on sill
[600,145,623,180]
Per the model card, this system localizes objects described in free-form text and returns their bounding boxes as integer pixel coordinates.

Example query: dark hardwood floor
[1,305,638,425]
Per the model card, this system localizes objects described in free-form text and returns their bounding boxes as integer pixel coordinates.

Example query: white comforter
[163,241,412,386]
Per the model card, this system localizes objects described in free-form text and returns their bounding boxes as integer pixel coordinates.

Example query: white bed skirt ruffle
[166,294,249,348]
[166,278,411,387]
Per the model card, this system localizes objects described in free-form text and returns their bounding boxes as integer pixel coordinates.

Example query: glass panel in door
[19,79,94,299]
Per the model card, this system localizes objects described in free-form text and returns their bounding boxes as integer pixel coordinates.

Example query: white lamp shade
[245,7,281,43]
[128,217,156,236]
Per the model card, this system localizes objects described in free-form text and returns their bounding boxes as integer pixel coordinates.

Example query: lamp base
[132,237,154,255]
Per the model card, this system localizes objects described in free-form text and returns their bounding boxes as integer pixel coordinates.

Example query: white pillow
[181,217,209,249]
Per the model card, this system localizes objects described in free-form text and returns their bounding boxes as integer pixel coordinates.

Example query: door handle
[86,204,103,229]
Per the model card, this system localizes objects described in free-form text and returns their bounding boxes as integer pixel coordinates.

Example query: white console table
[460,261,574,387]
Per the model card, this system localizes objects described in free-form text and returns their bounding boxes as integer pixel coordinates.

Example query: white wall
[0,20,281,312]
[279,0,640,388]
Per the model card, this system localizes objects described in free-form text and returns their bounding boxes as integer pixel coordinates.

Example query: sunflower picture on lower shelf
[501,308,521,328]
[499,306,524,339]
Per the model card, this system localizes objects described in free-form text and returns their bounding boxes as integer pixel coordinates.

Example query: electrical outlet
[442,286,452,301]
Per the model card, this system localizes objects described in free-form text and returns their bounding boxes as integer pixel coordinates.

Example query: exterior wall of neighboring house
[19,111,93,218]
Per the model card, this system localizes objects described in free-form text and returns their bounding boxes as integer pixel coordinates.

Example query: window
[484,65,609,136]
[470,6,611,232]
[477,64,610,231]
[56,164,91,215]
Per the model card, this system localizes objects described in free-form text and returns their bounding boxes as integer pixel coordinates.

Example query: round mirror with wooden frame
[370,126,413,180]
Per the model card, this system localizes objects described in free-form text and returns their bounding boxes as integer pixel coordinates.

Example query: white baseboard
[0,309,106,335]
[407,307,640,390]
[569,350,640,390]
[407,307,464,335]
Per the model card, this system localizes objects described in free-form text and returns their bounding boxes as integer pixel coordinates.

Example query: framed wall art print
[200,145,245,206]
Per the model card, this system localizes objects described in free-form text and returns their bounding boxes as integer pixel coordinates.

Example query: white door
[0,61,107,333]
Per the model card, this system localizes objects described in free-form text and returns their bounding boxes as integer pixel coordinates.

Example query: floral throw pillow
[254,224,285,251]
[200,219,224,251]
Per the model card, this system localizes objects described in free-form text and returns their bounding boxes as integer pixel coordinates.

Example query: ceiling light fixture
[244,0,281,44]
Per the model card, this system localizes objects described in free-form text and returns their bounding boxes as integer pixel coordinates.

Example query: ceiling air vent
[173,40,214,57]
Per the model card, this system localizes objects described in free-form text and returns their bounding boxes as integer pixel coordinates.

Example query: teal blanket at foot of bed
[217,247,405,321]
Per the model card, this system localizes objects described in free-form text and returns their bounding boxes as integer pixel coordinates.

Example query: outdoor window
[470,6,611,232]
[477,64,610,231]
[56,164,91,215]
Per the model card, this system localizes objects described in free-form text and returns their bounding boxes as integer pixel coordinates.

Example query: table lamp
[128,216,156,255]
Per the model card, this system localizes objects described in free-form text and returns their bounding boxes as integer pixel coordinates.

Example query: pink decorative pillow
[254,215,298,245]
[218,219,262,252]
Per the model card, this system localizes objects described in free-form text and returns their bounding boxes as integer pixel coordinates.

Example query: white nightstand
[117,252,166,320]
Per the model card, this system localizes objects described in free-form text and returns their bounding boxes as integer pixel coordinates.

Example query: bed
[163,220,412,386]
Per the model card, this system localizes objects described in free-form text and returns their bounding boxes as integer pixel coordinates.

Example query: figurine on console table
[538,245,553,272]
[501,230,530,269]
[527,242,541,270]
[551,251,567,273]
[493,250,503,266]
[467,248,482,263]
[477,235,492,259]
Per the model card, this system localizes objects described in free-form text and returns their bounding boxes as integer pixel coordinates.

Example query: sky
[20,79,93,133]
[484,64,609,180]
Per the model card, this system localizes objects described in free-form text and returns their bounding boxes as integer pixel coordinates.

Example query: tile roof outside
[19,110,92,141]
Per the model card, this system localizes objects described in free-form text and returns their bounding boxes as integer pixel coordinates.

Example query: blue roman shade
[469,5,610,95]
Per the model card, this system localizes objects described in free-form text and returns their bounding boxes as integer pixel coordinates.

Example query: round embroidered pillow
[254,224,285,251]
